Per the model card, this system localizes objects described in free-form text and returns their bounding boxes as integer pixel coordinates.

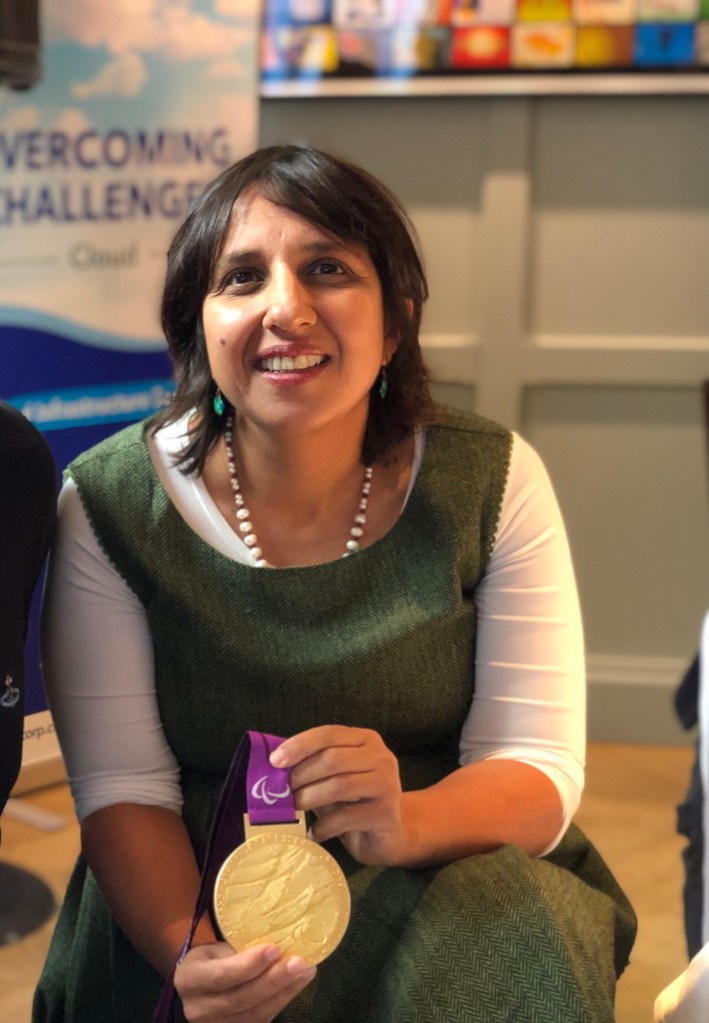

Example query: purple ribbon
[153,730,291,1022]
[247,731,297,826]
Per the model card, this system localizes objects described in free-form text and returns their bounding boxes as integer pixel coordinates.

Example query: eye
[212,266,264,295]
[310,260,345,277]
[226,267,261,287]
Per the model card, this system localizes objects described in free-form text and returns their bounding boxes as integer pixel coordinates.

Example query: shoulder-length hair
[156,145,433,473]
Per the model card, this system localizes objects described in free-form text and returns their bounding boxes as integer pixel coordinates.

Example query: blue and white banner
[0,0,259,777]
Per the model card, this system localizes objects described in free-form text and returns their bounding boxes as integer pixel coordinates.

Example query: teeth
[262,354,325,372]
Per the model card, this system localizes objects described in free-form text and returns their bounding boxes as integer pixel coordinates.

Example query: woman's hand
[174,942,316,1023]
[270,725,408,866]
[271,728,566,868]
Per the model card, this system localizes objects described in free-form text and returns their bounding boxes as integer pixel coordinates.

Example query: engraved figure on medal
[214,832,351,966]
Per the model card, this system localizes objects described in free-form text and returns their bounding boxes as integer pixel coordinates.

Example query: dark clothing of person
[0,401,56,816]
[675,654,703,957]
[676,655,700,731]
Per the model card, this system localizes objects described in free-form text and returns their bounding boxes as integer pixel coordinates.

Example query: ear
[383,297,413,363]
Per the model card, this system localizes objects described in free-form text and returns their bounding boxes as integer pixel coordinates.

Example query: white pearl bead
[224,413,374,564]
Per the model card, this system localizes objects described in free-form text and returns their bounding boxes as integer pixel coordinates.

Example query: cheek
[203,303,248,346]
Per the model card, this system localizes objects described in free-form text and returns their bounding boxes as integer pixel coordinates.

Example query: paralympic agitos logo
[251,775,291,806]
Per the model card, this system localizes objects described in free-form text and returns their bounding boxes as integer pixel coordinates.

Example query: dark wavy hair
[156,145,433,473]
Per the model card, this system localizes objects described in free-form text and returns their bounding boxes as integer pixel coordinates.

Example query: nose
[262,268,316,333]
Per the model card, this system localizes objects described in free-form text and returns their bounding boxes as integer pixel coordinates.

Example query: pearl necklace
[224,414,373,568]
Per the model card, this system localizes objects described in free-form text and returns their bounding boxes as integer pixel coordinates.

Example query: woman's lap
[281,825,635,1022]
[33,826,635,1023]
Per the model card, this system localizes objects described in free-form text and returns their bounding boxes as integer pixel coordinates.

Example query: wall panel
[260,95,708,741]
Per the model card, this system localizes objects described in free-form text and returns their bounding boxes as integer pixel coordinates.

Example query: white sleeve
[458,432,586,853]
[42,478,182,823]
[654,944,709,1022]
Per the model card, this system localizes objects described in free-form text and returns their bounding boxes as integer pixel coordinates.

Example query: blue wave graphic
[9,378,176,431]
[0,306,167,352]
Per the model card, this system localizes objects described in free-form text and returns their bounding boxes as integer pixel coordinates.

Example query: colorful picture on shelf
[450,26,511,64]
[698,20,709,59]
[450,0,516,25]
[260,0,709,87]
[575,25,634,64]
[573,0,635,25]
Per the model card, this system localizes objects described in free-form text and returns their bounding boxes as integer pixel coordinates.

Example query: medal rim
[213,832,351,966]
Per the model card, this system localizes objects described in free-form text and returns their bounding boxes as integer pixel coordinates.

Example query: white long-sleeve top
[655,944,709,1022]
[42,416,586,854]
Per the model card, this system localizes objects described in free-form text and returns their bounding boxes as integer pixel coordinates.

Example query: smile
[259,354,327,372]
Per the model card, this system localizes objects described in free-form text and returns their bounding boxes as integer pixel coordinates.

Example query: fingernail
[286,956,316,979]
[264,946,282,963]
[269,748,286,767]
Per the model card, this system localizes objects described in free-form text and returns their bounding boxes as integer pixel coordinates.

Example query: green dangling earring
[378,366,388,401]
[213,388,225,417]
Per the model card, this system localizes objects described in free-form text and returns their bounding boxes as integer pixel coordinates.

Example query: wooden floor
[0,741,696,1022]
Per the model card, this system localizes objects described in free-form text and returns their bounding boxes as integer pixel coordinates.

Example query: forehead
[219,187,364,258]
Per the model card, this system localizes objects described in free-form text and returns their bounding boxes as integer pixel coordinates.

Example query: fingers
[272,728,399,806]
[178,942,278,993]
[229,972,315,1023]
[291,751,381,808]
[270,725,372,769]
[175,943,317,1023]
[307,800,392,845]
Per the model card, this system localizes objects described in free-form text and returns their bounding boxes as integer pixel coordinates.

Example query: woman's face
[202,189,396,443]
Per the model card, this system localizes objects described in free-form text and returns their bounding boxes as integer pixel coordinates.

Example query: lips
[258,353,328,372]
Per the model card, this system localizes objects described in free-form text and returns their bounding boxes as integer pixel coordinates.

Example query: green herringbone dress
[33,408,636,1023]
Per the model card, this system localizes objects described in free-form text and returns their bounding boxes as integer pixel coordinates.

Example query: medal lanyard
[153,730,293,1022]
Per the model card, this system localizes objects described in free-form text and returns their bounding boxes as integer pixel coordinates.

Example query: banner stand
[1,2,259,820]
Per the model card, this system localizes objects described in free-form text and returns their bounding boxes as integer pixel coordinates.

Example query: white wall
[261,94,709,742]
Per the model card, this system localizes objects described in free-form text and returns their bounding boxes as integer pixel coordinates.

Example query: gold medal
[213,812,351,965]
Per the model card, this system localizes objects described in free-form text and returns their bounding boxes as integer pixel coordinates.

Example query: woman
[35,145,635,1022]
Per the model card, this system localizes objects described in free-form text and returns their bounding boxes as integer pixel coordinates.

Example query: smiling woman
[34,146,636,1023]
[159,146,431,477]
[200,190,393,459]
